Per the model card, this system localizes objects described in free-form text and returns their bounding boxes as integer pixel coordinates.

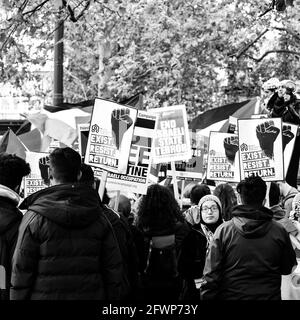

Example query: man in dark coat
[0,153,31,300]
[10,148,123,300]
[200,176,296,300]
[80,164,139,300]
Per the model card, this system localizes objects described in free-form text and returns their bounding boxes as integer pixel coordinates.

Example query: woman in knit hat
[183,184,211,226]
[178,194,223,301]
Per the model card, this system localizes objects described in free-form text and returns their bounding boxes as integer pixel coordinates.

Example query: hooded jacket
[200,204,296,300]
[0,184,23,300]
[10,183,123,300]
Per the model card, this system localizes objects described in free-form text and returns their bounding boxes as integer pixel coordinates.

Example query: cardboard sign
[166,131,208,180]
[238,118,284,181]
[105,111,158,194]
[24,151,49,197]
[84,98,137,174]
[77,123,90,157]
[149,105,192,164]
[207,132,240,182]
[282,122,299,177]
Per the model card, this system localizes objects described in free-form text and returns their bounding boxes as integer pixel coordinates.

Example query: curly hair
[0,152,31,190]
[136,184,184,232]
[213,183,237,221]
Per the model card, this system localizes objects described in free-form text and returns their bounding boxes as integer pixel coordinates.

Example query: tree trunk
[98,39,112,99]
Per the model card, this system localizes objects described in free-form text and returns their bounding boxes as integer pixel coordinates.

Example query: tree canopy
[1,0,300,119]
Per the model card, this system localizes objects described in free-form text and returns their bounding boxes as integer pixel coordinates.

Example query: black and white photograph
[0,1,300,317]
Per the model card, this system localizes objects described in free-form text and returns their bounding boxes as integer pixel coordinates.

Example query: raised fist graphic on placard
[282,125,294,151]
[223,136,239,164]
[256,121,280,159]
[111,108,133,149]
[39,156,50,185]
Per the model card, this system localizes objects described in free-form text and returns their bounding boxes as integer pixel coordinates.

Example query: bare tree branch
[20,0,30,11]
[273,27,300,42]
[0,23,20,51]
[22,0,50,17]
[245,50,300,62]
[233,28,269,59]
[258,6,273,18]
[68,0,91,22]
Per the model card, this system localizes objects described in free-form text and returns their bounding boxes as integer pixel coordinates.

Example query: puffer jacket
[10,183,123,300]
[200,205,296,300]
[0,185,23,300]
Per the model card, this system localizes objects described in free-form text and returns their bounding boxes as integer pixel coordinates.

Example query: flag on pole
[189,98,258,136]
[0,129,28,159]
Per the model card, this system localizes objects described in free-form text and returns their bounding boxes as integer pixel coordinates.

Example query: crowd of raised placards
[0,147,299,301]
[0,78,300,301]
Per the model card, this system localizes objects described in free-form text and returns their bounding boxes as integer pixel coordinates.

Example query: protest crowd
[0,78,300,301]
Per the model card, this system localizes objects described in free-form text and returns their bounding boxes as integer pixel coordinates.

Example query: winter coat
[178,225,208,280]
[10,183,123,300]
[177,224,208,301]
[200,205,296,300]
[0,185,23,300]
[102,205,139,300]
[137,220,190,301]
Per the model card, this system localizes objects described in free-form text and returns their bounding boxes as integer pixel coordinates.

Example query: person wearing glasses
[200,176,296,300]
[178,194,223,301]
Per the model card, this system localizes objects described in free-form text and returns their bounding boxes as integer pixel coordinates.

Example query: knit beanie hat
[198,194,223,232]
[198,194,222,212]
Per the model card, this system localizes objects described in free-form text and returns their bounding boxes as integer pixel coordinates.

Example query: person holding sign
[200,176,296,300]
[0,153,31,300]
[11,148,123,300]
[266,80,300,188]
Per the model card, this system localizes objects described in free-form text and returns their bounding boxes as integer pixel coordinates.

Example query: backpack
[144,235,179,279]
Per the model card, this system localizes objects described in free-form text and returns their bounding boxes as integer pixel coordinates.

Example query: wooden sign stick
[170,161,179,201]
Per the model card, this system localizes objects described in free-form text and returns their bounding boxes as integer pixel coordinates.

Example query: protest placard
[227,116,238,134]
[166,132,208,180]
[77,123,90,157]
[105,111,157,195]
[238,118,284,181]
[24,151,49,197]
[148,163,161,185]
[251,114,268,119]
[84,98,137,174]
[282,122,299,177]
[149,105,192,164]
[206,132,240,182]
